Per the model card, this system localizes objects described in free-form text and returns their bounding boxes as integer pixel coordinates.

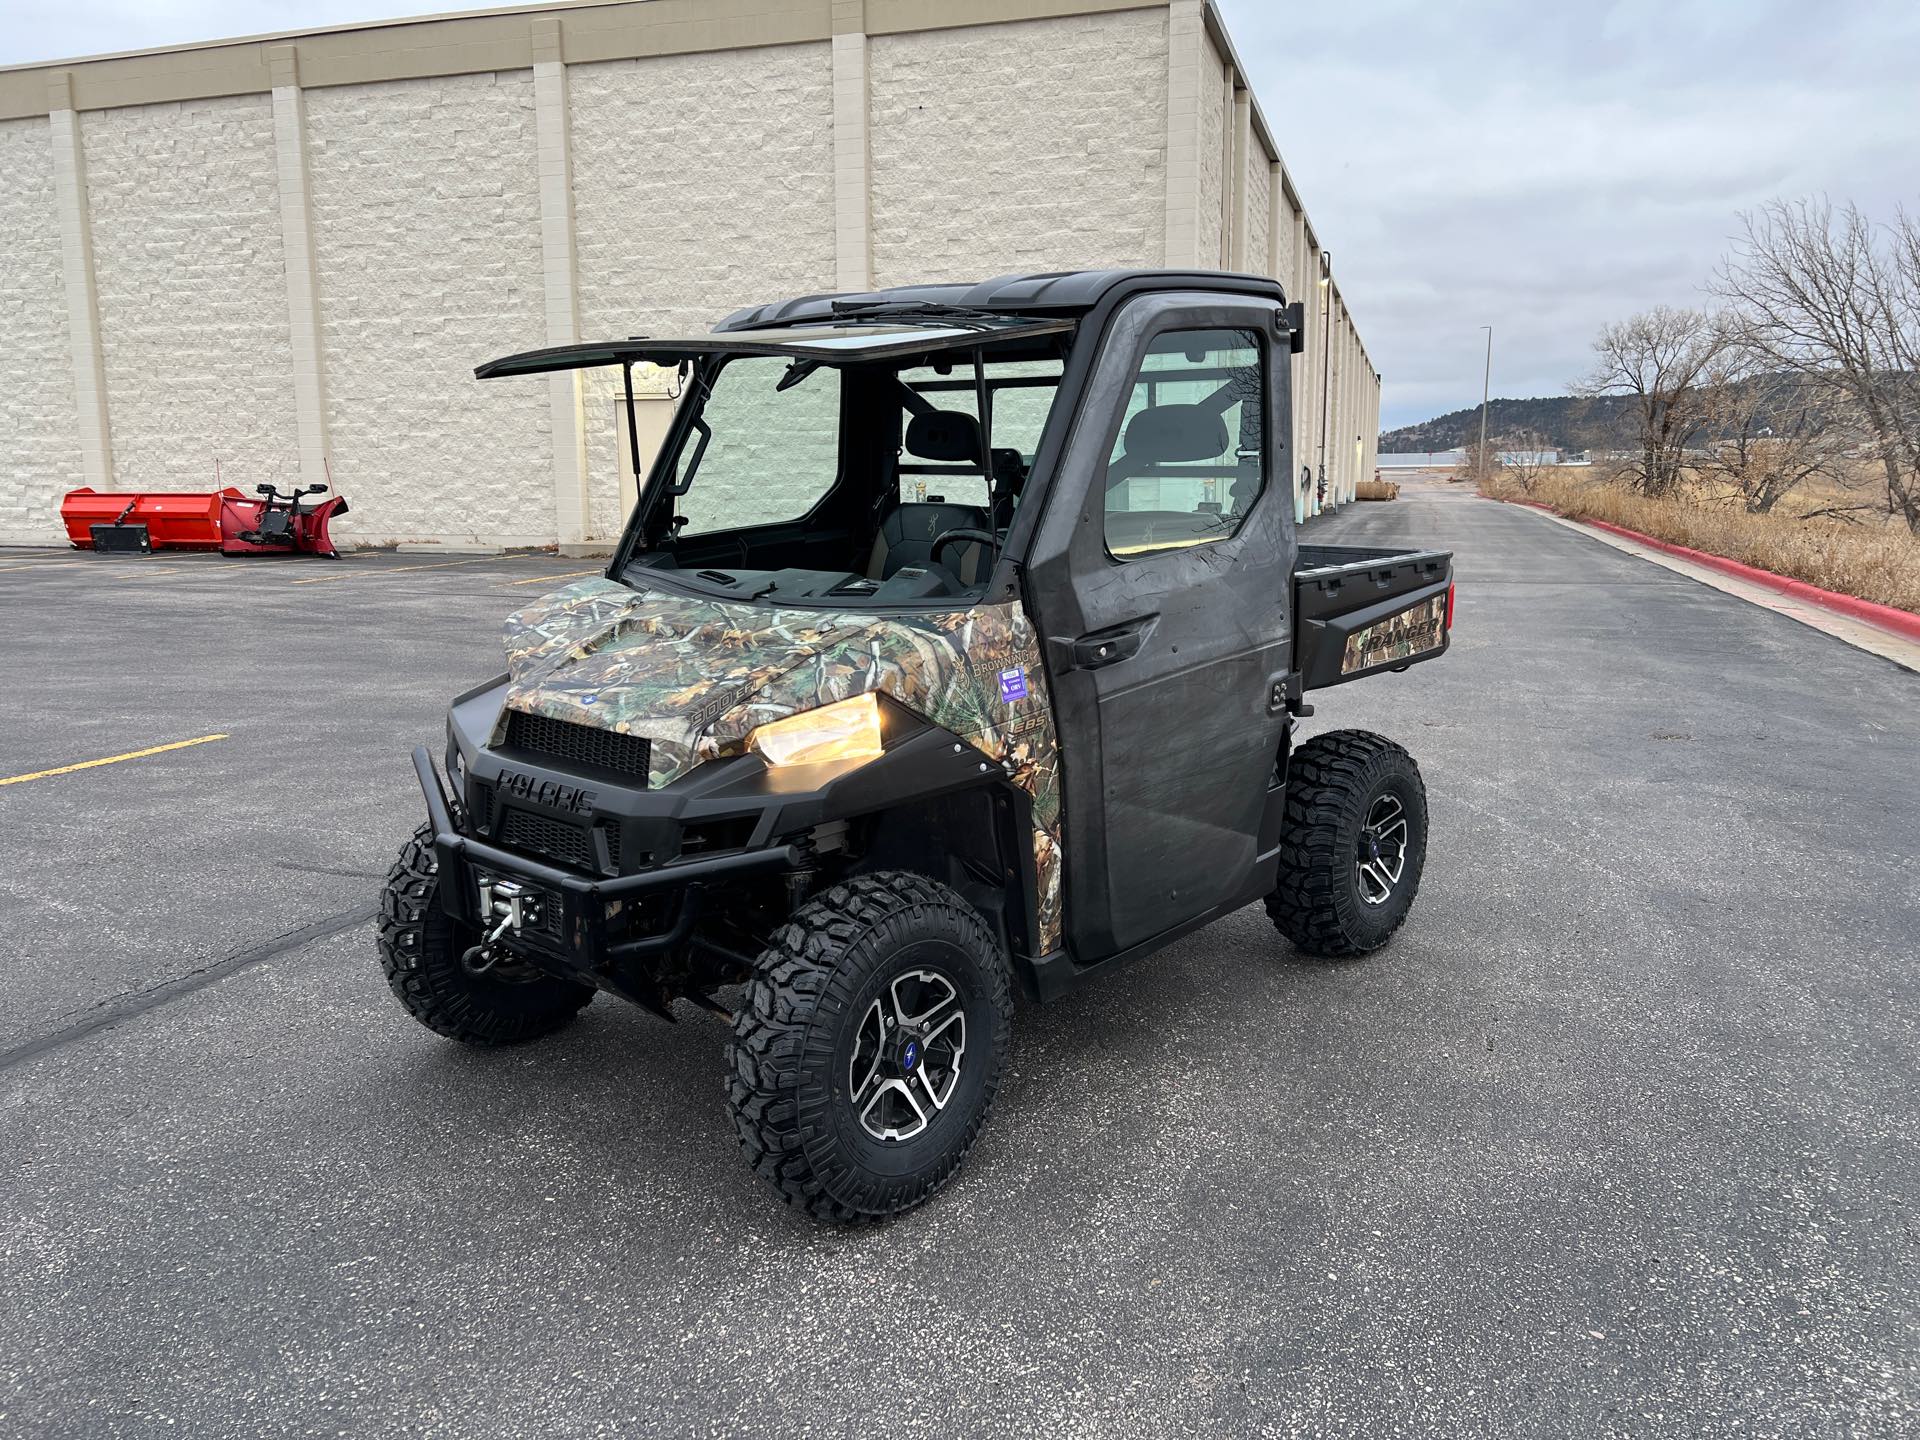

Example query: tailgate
[1293,544,1454,690]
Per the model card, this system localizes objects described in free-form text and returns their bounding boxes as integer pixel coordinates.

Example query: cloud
[6,1,1915,431]
[1216,0,1920,427]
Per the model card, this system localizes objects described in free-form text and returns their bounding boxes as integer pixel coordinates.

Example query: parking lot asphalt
[2,495,1915,1438]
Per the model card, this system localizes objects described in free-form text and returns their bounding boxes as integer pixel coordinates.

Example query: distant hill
[1381,375,1842,454]
[1380,395,1639,454]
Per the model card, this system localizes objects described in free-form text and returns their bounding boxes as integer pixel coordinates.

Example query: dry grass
[1480,467,1920,614]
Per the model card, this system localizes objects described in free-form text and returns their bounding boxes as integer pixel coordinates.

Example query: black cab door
[1023,294,1295,963]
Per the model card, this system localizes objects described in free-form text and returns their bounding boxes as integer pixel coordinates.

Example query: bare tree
[1456,434,1497,485]
[1497,429,1553,495]
[1578,306,1730,497]
[1715,198,1920,532]
[1693,349,1856,514]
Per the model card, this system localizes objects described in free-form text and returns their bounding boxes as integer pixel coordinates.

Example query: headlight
[749,693,884,768]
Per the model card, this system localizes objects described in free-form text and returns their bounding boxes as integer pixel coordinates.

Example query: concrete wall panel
[1193,31,1224,268]
[570,41,836,538]
[1243,145,1268,277]
[306,71,551,547]
[868,11,1167,287]
[1270,176,1295,291]
[0,118,80,543]
[82,95,298,492]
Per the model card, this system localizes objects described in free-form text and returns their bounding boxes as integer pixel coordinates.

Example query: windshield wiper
[824,299,1026,330]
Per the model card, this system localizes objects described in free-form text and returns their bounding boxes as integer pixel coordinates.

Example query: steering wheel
[930,527,1000,577]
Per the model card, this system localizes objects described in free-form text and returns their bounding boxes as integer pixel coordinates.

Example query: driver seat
[867,500,990,584]
[869,408,995,584]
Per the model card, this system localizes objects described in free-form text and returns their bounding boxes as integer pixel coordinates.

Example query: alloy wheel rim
[847,967,967,1142]
[1356,792,1409,906]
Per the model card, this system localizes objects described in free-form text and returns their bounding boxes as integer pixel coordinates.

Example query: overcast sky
[6,0,1917,429]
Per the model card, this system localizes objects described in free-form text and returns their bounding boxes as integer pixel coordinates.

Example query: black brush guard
[413,746,800,1015]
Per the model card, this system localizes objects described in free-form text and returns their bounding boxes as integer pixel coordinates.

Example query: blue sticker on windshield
[998,666,1028,703]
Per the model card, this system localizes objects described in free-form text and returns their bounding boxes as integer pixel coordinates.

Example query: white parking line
[290,557,495,585]
[503,568,601,586]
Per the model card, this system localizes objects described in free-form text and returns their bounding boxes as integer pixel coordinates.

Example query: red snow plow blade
[61,488,225,551]
[61,486,348,558]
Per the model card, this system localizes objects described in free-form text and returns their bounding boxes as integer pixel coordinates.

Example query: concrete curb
[1496,496,1920,643]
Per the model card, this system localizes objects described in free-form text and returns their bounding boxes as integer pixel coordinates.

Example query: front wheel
[1267,730,1428,957]
[727,872,1012,1222]
[376,824,594,1046]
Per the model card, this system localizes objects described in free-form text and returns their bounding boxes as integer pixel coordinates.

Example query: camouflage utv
[381,270,1454,1220]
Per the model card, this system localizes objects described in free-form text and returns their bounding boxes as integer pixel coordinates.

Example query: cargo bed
[1294,543,1454,690]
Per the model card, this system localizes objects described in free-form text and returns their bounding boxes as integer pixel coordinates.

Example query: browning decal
[1341,593,1447,675]
[499,579,1066,952]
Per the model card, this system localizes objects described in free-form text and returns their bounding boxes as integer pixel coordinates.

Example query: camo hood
[498,577,1064,948]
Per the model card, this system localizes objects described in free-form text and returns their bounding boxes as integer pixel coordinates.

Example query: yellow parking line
[2,557,253,576]
[0,733,229,788]
[290,557,493,585]
[504,568,601,586]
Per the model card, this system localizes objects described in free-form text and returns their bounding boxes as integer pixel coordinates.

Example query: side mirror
[306,484,328,494]
[1283,301,1307,355]
[256,484,274,495]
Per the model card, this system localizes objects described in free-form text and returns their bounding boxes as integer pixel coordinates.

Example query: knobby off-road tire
[377,823,593,1046]
[1268,730,1428,958]
[727,871,1013,1223]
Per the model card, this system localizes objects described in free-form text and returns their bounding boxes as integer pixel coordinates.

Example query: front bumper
[414,745,802,1010]
[414,691,1021,1010]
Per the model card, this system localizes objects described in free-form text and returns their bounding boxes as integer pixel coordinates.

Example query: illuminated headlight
[749,693,884,768]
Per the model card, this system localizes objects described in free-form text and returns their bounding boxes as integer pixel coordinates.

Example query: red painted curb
[1497,496,1920,643]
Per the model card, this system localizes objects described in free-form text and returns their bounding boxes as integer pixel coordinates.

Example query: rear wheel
[1267,730,1428,957]
[377,824,594,1046]
[727,871,1012,1222]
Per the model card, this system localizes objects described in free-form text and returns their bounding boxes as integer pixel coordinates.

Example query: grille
[502,809,589,869]
[504,709,651,779]
[499,809,622,875]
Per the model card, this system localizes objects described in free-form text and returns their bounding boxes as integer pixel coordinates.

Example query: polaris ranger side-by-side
[380,270,1454,1221]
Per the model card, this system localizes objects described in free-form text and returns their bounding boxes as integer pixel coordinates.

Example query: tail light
[1444,583,1456,631]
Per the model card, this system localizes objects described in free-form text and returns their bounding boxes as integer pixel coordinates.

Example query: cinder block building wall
[0,0,1380,550]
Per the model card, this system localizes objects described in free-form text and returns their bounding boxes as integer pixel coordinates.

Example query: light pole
[1476,324,1493,481]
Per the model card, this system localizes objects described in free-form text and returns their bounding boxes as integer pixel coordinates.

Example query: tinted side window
[1103,329,1266,559]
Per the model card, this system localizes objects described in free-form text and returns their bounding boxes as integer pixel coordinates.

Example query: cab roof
[717,268,1286,331]
[475,318,1073,380]
[475,269,1284,380]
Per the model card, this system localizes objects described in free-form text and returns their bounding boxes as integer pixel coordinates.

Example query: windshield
[629,334,1069,608]
[674,358,842,537]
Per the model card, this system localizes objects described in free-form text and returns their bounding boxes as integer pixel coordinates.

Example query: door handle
[1054,615,1157,672]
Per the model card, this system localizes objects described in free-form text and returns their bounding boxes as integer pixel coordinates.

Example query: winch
[461,877,542,974]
